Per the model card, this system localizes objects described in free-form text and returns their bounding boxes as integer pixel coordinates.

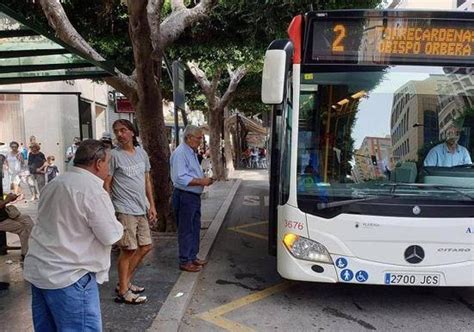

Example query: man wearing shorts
[104,119,157,304]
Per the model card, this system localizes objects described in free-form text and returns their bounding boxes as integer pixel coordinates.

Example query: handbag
[5,205,21,219]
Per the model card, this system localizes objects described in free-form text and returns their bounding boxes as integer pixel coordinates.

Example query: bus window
[296,66,474,216]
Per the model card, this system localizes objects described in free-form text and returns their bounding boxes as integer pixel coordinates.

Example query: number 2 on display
[332,24,346,52]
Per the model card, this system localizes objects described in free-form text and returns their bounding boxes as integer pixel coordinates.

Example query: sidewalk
[0,178,241,331]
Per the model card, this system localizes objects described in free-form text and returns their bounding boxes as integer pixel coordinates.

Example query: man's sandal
[115,283,145,294]
[114,290,147,305]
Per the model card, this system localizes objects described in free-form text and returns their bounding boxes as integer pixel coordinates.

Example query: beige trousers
[0,214,33,256]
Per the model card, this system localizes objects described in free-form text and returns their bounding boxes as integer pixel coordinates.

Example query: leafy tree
[169,0,382,178]
[4,0,218,231]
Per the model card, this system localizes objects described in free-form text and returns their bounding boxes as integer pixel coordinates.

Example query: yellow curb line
[197,282,292,331]
[228,221,269,241]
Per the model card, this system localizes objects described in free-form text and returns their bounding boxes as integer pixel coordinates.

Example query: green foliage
[4,0,382,113]
[171,0,382,113]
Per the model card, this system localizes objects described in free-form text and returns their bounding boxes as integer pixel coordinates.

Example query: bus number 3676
[285,221,304,230]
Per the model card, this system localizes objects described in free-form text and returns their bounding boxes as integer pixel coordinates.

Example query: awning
[226,114,267,135]
[0,4,115,85]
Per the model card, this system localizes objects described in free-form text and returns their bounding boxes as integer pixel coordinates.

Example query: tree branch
[147,0,163,51]
[39,0,137,99]
[219,65,247,109]
[171,0,186,11]
[187,61,211,95]
[127,0,158,96]
[210,67,222,96]
[159,0,217,49]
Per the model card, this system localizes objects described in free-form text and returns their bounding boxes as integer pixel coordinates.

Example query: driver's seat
[390,162,417,183]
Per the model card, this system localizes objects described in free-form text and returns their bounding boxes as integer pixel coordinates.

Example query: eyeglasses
[192,135,204,140]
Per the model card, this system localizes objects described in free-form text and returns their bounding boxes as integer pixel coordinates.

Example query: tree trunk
[209,106,225,180]
[39,0,218,233]
[128,2,174,232]
[224,118,234,179]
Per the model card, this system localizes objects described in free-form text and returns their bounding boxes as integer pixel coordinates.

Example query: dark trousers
[172,189,201,265]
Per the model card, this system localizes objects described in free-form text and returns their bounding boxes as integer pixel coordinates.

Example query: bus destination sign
[308,15,474,65]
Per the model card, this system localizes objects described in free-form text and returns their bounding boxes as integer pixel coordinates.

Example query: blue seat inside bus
[390,162,417,183]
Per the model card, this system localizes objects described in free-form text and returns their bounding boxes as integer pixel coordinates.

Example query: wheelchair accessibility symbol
[355,270,369,282]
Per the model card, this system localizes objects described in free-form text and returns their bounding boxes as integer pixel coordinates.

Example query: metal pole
[162,53,180,148]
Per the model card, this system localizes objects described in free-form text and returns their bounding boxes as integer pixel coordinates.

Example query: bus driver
[424,124,472,167]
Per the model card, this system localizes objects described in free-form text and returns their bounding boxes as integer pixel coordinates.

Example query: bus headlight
[283,233,332,264]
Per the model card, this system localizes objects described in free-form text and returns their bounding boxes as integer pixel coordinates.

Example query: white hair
[183,125,202,142]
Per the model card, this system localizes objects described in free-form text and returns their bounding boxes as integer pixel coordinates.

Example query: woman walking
[6,141,25,200]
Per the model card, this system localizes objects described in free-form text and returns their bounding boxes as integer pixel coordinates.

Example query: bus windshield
[297,65,474,216]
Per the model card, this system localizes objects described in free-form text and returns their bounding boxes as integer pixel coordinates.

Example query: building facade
[353,136,392,181]
[0,80,111,173]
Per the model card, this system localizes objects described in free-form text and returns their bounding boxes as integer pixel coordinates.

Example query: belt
[175,188,201,197]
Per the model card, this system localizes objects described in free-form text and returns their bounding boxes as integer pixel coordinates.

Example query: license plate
[384,272,441,286]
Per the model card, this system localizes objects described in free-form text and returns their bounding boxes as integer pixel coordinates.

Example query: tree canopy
[4,0,382,115]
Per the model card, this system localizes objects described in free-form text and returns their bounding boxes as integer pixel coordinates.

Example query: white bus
[262,10,474,286]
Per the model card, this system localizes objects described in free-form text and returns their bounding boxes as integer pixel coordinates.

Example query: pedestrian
[23,139,123,331]
[65,136,81,169]
[27,143,46,200]
[20,143,28,161]
[0,192,33,260]
[38,155,59,184]
[5,141,24,200]
[104,119,156,304]
[100,132,114,150]
[170,125,214,272]
[0,149,10,291]
[0,142,6,182]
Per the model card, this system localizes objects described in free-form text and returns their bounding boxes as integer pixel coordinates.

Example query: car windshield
[297,65,474,212]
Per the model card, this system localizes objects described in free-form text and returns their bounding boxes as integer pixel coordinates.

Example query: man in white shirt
[24,139,123,331]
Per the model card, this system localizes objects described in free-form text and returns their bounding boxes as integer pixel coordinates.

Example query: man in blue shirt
[170,125,214,272]
[424,125,472,167]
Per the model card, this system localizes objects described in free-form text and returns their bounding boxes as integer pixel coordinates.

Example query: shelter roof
[0,4,114,85]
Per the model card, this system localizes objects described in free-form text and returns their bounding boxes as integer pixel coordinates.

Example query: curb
[148,179,242,332]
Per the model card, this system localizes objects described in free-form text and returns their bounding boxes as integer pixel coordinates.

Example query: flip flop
[114,290,147,305]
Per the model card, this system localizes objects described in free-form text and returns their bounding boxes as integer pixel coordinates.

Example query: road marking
[242,195,269,207]
[197,282,292,331]
[228,221,268,241]
[243,195,260,206]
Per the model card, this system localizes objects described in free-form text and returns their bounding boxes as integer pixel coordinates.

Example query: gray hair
[73,139,108,167]
[183,125,202,142]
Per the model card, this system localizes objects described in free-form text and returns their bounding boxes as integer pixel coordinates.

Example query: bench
[0,231,20,255]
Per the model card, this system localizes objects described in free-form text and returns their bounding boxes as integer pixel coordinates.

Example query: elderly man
[424,125,472,167]
[24,140,123,331]
[170,125,214,272]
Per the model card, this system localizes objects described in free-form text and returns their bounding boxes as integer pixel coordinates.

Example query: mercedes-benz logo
[412,206,421,215]
[404,245,425,264]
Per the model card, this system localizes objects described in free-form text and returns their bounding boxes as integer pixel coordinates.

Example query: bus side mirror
[261,49,287,105]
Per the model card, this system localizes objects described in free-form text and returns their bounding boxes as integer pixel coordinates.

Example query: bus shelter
[0,3,115,253]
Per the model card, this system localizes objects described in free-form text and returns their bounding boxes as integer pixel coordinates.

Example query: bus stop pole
[162,53,180,148]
